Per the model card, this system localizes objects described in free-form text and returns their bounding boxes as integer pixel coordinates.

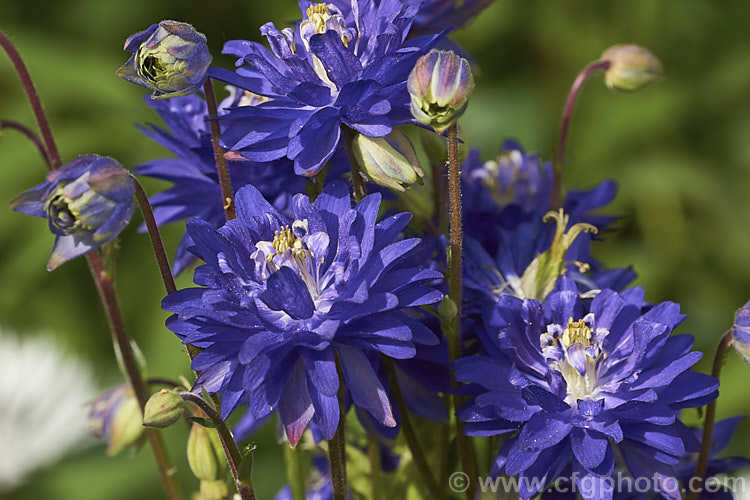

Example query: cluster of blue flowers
[7,1,750,499]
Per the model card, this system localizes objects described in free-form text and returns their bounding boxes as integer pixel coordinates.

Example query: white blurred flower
[0,329,96,492]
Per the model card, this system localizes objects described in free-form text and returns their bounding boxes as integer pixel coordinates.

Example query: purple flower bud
[408,49,474,133]
[732,301,750,365]
[601,44,663,92]
[9,155,135,270]
[117,20,212,99]
[88,386,143,456]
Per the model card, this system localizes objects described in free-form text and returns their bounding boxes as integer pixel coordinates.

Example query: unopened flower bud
[732,301,750,365]
[187,422,226,482]
[143,389,184,428]
[89,386,144,456]
[352,129,424,192]
[10,155,135,270]
[117,20,211,99]
[601,44,663,92]
[408,49,474,133]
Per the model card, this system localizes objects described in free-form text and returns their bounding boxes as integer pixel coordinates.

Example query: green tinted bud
[187,423,226,482]
[89,386,144,456]
[198,480,230,500]
[408,49,474,133]
[352,129,424,192]
[143,389,184,428]
[117,21,212,98]
[601,44,663,92]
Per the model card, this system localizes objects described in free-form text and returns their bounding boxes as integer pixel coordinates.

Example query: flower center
[541,315,608,406]
[252,220,332,307]
[135,40,187,90]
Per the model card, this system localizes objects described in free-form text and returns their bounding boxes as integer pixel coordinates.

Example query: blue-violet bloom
[134,93,306,274]
[455,277,719,500]
[731,300,750,365]
[163,181,443,445]
[211,0,444,176]
[10,155,135,270]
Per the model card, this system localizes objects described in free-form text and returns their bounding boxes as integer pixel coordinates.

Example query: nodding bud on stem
[117,20,212,99]
[732,301,750,365]
[9,155,135,270]
[601,44,663,92]
[351,129,424,192]
[408,49,474,133]
[143,389,184,428]
[89,386,144,456]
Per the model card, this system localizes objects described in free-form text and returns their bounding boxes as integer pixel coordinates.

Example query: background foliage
[1,1,749,498]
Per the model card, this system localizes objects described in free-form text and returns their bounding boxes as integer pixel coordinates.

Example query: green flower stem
[203,79,236,221]
[342,126,367,202]
[551,59,611,209]
[329,357,348,500]
[87,252,184,500]
[0,119,51,169]
[283,444,307,500]
[367,435,382,500]
[0,30,61,169]
[2,32,183,499]
[179,392,256,500]
[687,330,734,500]
[447,122,478,500]
[383,358,445,500]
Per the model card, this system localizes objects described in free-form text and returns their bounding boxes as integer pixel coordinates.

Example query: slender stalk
[342,126,367,202]
[132,178,176,294]
[0,30,61,169]
[0,119,51,168]
[329,358,348,500]
[551,59,611,209]
[87,252,183,500]
[446,122,478,499]
[687,331,734,500]
[2,33,183,498]
[284,444,307,500]
[383,359,444,499]
[431,159,446,231]
[367,435,382,500]
[132,177,203,360]
[203,79,236,220]
[179,392,256,500]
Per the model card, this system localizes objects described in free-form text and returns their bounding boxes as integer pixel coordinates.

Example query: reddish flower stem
[687,331,734,500]
[447,122,478,499]
[0,30,61,169]
[2,31,182,500]
[203,79,236,220]
[551,59,611,209]
[0,119,51,168]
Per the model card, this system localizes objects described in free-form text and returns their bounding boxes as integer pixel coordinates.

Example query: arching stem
[687,331,734,500]
[551,59,611,209]
[0,30,61,169]
[0,119,51,168]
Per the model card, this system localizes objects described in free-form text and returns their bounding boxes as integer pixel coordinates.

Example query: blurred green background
[1,0,749,498]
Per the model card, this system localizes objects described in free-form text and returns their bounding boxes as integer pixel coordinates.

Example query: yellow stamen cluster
[306,3,332,33]
[271,226,305,258]
[561,318,592,348]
